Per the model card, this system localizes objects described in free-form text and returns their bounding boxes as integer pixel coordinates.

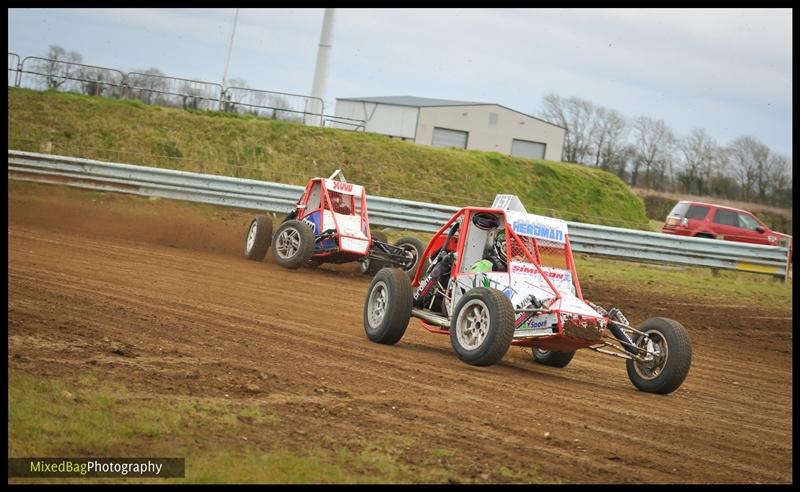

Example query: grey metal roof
[336,96,488,107]
[336,95,566,130]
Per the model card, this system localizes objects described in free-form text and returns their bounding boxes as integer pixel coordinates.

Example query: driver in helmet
[467,213,508,273]
[470,228,507,273]
[330,192,352,215]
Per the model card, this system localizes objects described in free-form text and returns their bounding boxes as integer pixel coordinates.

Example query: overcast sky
[8,8,793,157]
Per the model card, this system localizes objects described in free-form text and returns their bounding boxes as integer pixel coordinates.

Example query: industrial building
[332,96,565,161]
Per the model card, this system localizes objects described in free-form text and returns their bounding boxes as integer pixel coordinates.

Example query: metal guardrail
[8,150,791,279]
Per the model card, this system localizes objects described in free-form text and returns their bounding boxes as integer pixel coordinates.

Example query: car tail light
[666,217,680,226]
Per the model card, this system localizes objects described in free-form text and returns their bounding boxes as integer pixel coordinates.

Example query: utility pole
[308,8,334,126]
[221,8,240,110]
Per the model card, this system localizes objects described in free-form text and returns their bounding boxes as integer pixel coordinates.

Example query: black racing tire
[625,317,692,394]
[450,288,515,366]
[532,348,576,368]
[270,220,315,269]
[363,268,413,345]
[360,230,389,276]
[244,215,273,261]
[394,236,425,278]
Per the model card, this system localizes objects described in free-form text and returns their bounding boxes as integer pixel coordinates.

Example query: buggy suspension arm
[368,240,415,269]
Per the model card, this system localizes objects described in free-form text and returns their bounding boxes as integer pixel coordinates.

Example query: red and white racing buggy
[363,195,692,394]
[244,171,425,276]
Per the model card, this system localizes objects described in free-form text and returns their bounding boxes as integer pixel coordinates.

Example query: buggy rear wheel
[244,215,273,261]
[360,230,388,276]
[271,220,315,269]
[450,288,515,366]
[394,236,425,278]
[625,317,692,394]
[363,268,413,345]
[532,348,576,368]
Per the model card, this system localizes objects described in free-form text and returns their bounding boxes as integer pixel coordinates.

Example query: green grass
[7,87,650,229]
[8,371,551,484]
[574,254,792,308]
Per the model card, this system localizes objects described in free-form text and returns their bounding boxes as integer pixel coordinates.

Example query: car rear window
[686,205,710,220]
[667,203,689,217]
[667,203,709,220]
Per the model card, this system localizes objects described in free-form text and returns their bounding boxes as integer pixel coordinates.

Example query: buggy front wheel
[271,220,315,269]
[625,317,692,394]
[363,268,413,344]
[450,288,515,366]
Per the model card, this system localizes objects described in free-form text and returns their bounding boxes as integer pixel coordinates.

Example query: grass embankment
[7,87,649,229]
[8,371,548,484]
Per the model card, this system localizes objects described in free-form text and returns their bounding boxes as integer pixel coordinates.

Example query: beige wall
[415,105,565,161]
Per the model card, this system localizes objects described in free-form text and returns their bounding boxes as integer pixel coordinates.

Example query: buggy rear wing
[492,194,568,246]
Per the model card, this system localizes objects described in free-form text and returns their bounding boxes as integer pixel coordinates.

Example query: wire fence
[7,52,366,130]
[8,52,20,87]
[18,56,126,98]
[125,71,222,111]
[222,86,322,124]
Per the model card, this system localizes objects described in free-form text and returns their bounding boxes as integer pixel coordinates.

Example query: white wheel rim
[455,299,490,350]
[276,228,301,259]
[367,281,388,327]
[633,331,669,380]
[246,221,258,253]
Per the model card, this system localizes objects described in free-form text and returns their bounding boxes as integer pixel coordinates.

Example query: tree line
[538,94,792,208]
[26,45,301,121]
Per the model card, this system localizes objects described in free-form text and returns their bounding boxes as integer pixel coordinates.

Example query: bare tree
[591,107,628,170]
[630,116,675,189]
[539,94,596,164]
[727,136,770,202]
[36,44,83,90]
[127,68,168,105]
[181,80,205,110]
[765,153,792,207]
[222,77,251,113]
[269,95,300,123]
[676,129,719,195]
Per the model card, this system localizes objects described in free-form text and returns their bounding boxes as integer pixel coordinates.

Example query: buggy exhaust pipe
[411,308,450,328]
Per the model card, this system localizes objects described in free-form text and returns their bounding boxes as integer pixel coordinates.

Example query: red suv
[661,201,789,246]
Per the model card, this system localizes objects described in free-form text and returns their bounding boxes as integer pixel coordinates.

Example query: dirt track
[7,184,793,483]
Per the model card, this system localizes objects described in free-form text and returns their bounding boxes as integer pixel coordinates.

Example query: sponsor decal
[332,181,353,192]
[302,217,317,234]
[527,318,550,330]
[511,263,567,280]
[512,221,564,242]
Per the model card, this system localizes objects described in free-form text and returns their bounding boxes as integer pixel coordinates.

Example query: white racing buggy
[363,194,692,394]
[244,170,424,276]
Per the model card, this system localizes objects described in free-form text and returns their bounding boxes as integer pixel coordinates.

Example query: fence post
[785,237,793,283]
